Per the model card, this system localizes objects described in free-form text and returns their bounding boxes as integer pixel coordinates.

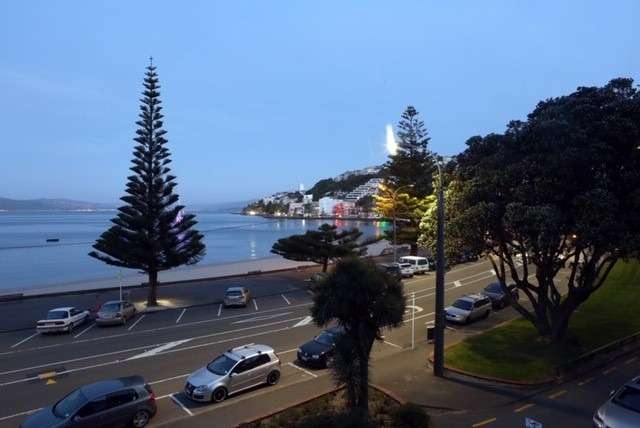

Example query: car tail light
[144,384,156,403]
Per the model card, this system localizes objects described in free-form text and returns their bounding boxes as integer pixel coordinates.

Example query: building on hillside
[332,200,356,217]
[344,177,384,202]
[288,202,304,216]
[302,194,313,204]
[319,197,338,216]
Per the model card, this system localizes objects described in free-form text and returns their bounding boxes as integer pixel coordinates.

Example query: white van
[399,256,431,274]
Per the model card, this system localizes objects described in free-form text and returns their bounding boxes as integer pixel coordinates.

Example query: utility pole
[411,292,416,350]
[433,159,446,377]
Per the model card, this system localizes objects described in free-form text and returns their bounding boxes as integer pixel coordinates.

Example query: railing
[555,330,640,378]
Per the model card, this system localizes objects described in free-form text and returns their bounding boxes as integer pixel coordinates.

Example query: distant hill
[0,197,116,211]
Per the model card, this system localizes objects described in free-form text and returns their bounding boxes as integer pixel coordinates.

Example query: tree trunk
[147,269,158,307]
[356,351,369,416]
[410,242,418,256]
[322,258,328,273]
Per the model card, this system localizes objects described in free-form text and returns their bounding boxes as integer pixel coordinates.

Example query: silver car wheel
[132,410,150,427]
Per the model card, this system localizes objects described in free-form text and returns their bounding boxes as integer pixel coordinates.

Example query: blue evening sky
[1,1,638,204]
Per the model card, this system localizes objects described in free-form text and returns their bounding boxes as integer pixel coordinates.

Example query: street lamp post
[434,158,446,377]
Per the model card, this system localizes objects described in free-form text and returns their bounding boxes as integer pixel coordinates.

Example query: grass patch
[445,260,640,382]
[239,387,430,428]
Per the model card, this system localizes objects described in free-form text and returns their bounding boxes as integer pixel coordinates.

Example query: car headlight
[312,354,320,359]
[593,410,604,428]
[193,385,208,393]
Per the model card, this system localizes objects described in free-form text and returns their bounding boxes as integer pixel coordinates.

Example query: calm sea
[0,211,389,292]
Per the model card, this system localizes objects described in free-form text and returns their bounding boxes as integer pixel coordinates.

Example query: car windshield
[315,331,336,345]
[452,300,473,310]
[53,388,88,418]
[47,310,68,320]
[614,386,640,413]
[100,303,120,312]
[486,283,503,293]
[226,290,242,296]
[207,354,237,375]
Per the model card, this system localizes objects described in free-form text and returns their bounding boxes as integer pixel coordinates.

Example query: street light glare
[386,124,398,156]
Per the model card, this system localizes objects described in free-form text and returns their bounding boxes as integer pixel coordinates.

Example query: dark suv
[481,282,520,309]
[376,263,402,279]
[21,376,156,428]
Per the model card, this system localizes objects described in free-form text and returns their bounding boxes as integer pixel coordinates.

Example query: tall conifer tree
[90,61,205,306]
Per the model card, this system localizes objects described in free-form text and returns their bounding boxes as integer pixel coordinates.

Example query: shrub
[391,403,430,428]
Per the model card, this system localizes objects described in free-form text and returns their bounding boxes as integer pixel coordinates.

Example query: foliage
[446,78,640,341]
[243,200,289,215]
[445,260,640,382]
[391,403,431,428]
[271,224,365,272]
[355,195,375,212]
[89,64,205,306]
[311,258,405,414]
[307,174,380,201]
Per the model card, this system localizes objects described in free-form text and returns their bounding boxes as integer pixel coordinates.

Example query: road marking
[281,294,291,305]
[253,299,259,311]
[514,403,534,413]
[454,280,462,288]
[74,323,95,338]
[578,377,595,386]
[445,326,457,331]
[127,339,193,360]
[404,261,491,284]
[383,340,402,349]
[176,309,186,324]
[548,389,567,399]
[287,362,318,378]
[231,312,292,325]
[490,269,496,275]
[127,315,145,331]
[278,348,298,355]
[38,371,57,380]
[293,315,314,328]
[170,393,193,416]
[217,304,222,317]
[472,417,496,427]
[0,408,42,422]
[45,378,56,385]
[11,332,38,348]
[603,366,617,375]
[149,373,190,385]
[625,357,637,365]
[307,289,313,295]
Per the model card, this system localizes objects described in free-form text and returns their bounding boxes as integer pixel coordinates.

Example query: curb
[369,383,407,405]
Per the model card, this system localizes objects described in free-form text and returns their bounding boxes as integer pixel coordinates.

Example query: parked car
[223,287,250,307]
[481,282,520,309]
[96,300,137,326]
[297,326,344,368]
[445,294,492,324]
[396,262,414,278]
[308,272,328,284]
[399,256,431,274]
[20,375,156,428]
[594,375,640,428]
[376,263,402,280]
[36,307,90,334]
[184,344,281,403]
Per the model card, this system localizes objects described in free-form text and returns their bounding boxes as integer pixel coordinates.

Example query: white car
[399,256,431,274]
[36,307,90,333]
[445,294,492,324]
[393,262,414,278]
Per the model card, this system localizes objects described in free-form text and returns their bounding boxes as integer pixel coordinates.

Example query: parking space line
[170,393,193,416]
[548,389,567,399]
[217,304,222,317]
[287,362,318,378]
[11,332,39,348]
[74,323,95,339]
[281,294,291,305]
[0,407,42,422]
[176,309,186,324]
[625,357,637,365]
[578,377,595,386]
[127,315,145,331]
[603,366,617,375]
[149,373,190,385]
[514,403,534,413]
[383,340,402,349]
[472,417,496,427]
[253,299,259,311]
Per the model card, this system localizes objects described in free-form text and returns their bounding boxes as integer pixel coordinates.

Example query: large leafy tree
[271,224,365,272]
[90,63,206,307]
[311,258,405,415]
[377,106,435,254]
[448,79,640,342]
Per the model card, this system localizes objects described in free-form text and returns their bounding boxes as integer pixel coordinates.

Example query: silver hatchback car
[184,344,281,403]
[594,375,640,428]
[445,294,492,324]
[223,287,250,307]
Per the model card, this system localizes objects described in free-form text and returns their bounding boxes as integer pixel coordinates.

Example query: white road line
[127,315,145,331]
[307,290,313,295]
[126,339,193,360]
[231,312,292,325]
[11,332,38,348]
[253,299,259,311]
[74,323,95,339]
[383,340,402,349]
[176,309,186,324]
[281,294,291,305]
[0,407,42,422]
[277,348,298,355]
[287,362,318,378]
[454,280,462,288]
[217,304,222,317]
[404,261,491,284]
[171,393,194,416]
[293,315,314,328]
[149,373,190,385]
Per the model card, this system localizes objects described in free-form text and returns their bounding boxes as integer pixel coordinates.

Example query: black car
[376,263,402,279]
[481,282,519,309]
[297,327,344,368]
[21,376,156,428]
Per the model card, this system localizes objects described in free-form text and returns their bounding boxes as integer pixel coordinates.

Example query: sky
[1,1,639,204]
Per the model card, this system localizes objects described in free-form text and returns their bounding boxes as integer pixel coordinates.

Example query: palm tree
[311,257,405,416]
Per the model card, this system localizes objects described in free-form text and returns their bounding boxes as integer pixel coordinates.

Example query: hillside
[0,197,116,211]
